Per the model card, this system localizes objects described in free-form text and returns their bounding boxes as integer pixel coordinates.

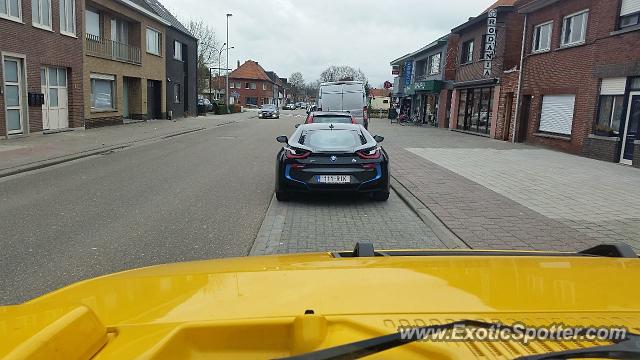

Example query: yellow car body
[1,247,639,359]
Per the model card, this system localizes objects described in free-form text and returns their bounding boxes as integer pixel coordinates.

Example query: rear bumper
[279,164,389,193]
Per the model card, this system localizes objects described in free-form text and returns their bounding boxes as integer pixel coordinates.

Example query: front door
[146,80,161,119]
[41,67,69,130]
[3,57,24,135]
[620,92,640,165]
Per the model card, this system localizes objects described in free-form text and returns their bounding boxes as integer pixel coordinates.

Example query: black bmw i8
[275,123,390,201]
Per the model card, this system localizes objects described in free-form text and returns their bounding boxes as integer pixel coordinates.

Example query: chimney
[237,60,240,69]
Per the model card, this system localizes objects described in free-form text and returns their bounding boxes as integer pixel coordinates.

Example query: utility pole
[225,13,232,113]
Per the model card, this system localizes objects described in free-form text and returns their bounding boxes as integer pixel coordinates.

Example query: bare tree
[288,72,305,100]
[319,65,369,93]
[186,19,220,95]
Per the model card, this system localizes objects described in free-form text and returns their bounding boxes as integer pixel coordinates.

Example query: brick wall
[495,71,519,140]
[0,0,84,136]
[519,0,640,157]
[84,0,167,126]
[230,79,274,106]
[582,135,621,162]
[444,35,459,81]
[437,89,450,128]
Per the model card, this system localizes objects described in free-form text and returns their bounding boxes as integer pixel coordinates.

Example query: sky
[163,0,496,87]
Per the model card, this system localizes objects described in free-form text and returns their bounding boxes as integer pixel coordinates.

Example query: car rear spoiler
[332,242,638,259]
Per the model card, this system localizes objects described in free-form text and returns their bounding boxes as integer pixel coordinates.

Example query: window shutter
[539,95,576,135]
[601,78,627,95]
[90,73,115,81]
[621,0,640,16]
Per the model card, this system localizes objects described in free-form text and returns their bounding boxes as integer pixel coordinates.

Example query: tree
[186,19,220,95]
[319,66,370,93]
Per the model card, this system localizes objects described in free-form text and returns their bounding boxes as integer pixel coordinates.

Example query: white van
[317,81,369,129]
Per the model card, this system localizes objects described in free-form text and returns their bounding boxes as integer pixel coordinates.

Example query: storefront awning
[406,80,443,95]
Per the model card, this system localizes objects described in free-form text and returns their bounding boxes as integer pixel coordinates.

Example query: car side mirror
[373,135,384,143]
[295,124,300,128]
[276,135,288,143]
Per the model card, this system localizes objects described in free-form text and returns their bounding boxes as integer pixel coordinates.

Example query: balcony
[85,34,141,65]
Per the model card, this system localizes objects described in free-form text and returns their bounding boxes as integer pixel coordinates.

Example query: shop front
[455,85,495,135]
[410,80,443,126]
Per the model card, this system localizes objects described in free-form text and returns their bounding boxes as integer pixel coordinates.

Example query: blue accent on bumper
[285,164,309,189]
[358,164,382,188]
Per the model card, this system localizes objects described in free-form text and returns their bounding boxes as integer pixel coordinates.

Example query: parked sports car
[275,123,389,201]
[305,111,358,125]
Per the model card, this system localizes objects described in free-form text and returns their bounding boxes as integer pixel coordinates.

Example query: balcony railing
[85,34,141,65]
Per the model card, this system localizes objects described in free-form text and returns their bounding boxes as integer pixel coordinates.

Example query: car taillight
[357,147,381,159]
[306,115,312,123]
[351,116,357,124]
[363,106,368,121]
[362,163,377,170]
[285,147,311,159]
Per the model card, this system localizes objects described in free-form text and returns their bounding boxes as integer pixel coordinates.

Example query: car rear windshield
[262,105,276,110]
[312,116,352,124]
[303,130,363,149]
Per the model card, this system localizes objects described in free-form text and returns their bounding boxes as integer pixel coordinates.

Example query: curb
[390,176,470,249]
[0,127,206,179]
[248,194,287,256]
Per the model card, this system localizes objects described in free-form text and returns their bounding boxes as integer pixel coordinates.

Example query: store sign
[404,60,413,86]
[392,65,400,75]
[484,9,497,77]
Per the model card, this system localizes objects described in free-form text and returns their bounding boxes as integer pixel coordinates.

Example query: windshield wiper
[276,320,640,360]
[276,320,503,360]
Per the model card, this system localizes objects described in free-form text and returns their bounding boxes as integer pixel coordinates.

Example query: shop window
[620,0,640,28]
[595,95,624,135]
[561,10,588,47]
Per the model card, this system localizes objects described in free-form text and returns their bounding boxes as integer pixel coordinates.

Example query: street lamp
[225,13,232,113]
[217,44,234,103]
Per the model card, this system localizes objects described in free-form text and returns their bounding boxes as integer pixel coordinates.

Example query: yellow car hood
[1,251,639,359]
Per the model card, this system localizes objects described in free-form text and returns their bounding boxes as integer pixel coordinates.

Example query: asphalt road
[0,110,301,304]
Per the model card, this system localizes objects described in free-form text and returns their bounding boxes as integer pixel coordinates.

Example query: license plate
[317,175,351,184]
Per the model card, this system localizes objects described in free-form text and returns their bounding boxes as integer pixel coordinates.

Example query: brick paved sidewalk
[388,146,604,252]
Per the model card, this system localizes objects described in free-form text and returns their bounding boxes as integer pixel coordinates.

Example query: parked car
[317,81,369,129]
[304,111,357,125]
[197,98,214,112]
[259,104,280,119]
[275,123,389,201]
[284,103,296,110]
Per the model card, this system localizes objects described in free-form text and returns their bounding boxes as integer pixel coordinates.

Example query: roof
[390,52,413,66]
[142,0,194,38]
[265,71,285,87]
[451,0,516,33]
[368,88,391,98]
[113,0,170,25]
[229,60,272,81]
[517,0,560,14]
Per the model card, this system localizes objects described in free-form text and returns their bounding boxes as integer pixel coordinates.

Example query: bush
[215,104,228,114]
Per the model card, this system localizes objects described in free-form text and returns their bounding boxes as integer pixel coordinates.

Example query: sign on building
[404,60,413,87]
[484,9,497,77]
[392,65,400,75]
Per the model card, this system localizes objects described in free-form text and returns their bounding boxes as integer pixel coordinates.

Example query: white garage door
[41,67,69,130]
[539,95,575,135]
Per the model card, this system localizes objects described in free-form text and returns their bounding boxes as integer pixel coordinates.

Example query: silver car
[259,104,280,119]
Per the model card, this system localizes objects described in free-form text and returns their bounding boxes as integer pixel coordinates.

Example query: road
[0,111,297,304]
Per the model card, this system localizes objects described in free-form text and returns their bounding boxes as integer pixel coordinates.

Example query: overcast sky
[164,0,495,87]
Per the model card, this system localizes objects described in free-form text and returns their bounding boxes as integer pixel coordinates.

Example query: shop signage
[392,65,400,75]
[404,60,413,86]
[484,9,497,77]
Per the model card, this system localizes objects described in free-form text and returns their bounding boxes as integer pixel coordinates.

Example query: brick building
[84,0,169,127]
[448,0,525,140]
[515,0,640,167]
[1,0,84,137]
[228,60,277,107]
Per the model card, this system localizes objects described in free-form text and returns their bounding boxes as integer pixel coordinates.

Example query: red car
[305,111,358,125]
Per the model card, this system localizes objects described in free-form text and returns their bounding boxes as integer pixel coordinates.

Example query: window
[174,41,183,61]
[90,73,115,110]
[32,0,51,28]
[85,9,100,37]
[174,83,181,103]
[235,82,240,88]
[0,0,22,20]
[229,82,234,89]
[461,40,474,64]
[59,0,75,35]
[620,0,640,28]
[262,83,267,90]
[250,82,256,90]
[596,96,624,135]
[561,10,588,46]
[245,82,250,89]
[532,21,552,52]
[146,28,161,55]
[383,99,389,104]
[539,95,576,135]
[427,53,441,75]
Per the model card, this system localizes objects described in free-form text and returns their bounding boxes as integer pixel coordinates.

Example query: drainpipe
[511,13,527,143]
